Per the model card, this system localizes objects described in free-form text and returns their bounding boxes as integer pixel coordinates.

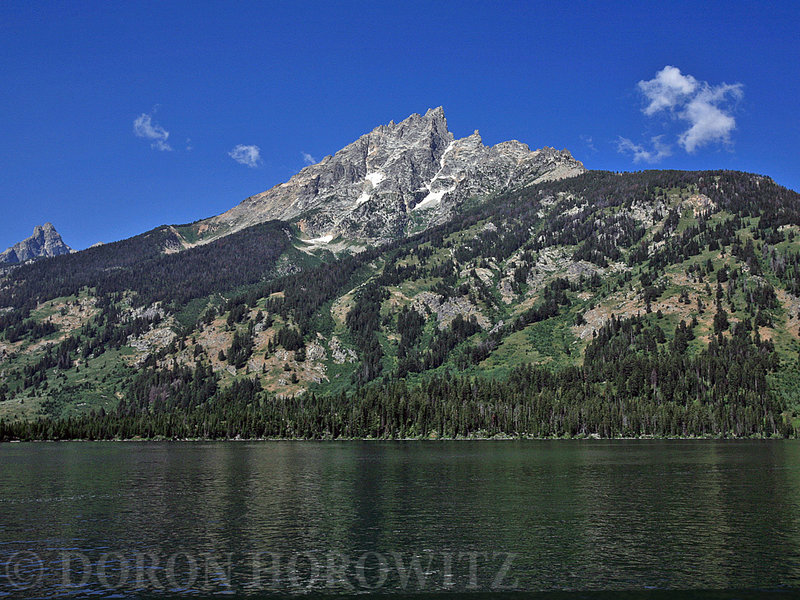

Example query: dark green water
[2,440,800,599]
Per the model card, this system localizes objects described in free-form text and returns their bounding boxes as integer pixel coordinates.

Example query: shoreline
[5,434,792,443]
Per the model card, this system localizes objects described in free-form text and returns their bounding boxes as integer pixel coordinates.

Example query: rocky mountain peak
[0,222,73,264]
[425,105,445,118]
[201,108,586,245]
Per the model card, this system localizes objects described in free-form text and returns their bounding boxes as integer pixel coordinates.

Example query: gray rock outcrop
[0,223,73,264]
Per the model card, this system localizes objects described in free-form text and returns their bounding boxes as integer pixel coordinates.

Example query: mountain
[0,222,72,264]
[192,107,585,246]
[1,113,800,440]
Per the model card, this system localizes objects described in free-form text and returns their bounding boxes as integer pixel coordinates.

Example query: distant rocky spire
[0,222,73,264]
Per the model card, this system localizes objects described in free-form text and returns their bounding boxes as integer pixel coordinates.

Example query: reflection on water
[1,440,800,597]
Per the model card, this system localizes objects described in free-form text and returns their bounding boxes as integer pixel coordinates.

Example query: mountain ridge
[2,168,800,439]
[193,107,585,246]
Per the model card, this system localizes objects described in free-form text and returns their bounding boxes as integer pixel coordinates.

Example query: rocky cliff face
[0,223,73,264]
[199,107,585,244]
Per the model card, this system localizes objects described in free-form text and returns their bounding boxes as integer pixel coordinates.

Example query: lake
[1,440,800,598]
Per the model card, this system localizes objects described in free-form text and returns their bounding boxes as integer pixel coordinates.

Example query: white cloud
[229,144,262,168]
[677,84,743,152]
[633,66,743,154]
[301,151,316,166]
[638,65,698,116]
[617,136,672,164]
[133,111,172,151]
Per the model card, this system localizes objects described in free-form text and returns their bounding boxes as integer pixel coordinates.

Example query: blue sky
[1,1,798,250]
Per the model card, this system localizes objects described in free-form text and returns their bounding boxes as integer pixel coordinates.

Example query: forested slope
[2,170,800,439]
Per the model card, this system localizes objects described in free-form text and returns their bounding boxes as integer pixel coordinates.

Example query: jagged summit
[0,222,73,264]
[199,107,585,244]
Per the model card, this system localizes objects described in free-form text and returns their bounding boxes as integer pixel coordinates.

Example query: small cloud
[301,151,316,166]
[621,66,743,162]
[185,138,193,151]
[677,83,743,152]
[617,135,672,164]
[638,65,698,116]
[634,66,743,154]
[580,135,597,153]
[229,144,262,168]
[133,110,172,151]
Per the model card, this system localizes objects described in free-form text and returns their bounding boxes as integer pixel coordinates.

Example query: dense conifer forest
[0,312,789,440]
